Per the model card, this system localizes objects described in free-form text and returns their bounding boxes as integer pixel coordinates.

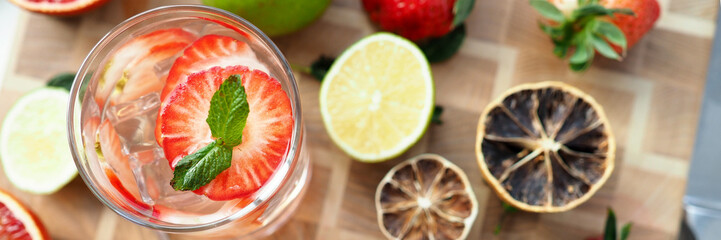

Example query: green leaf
[530,0,565,22]
[502,202,518,213]
[418,24,466,63]
[431,106,444,125]
[206,74,250,147]
[570,60,592,72]
[572,5,634,20]
[47,73,75,92]
[494,202,519,235]
[591,34,620,60]
[539,22,564,38]
[553,45,569,58]
[570,39,592,64]
[608,8,635,17]
[452,0,475,27]
[572,4,613,20]
[493,224,502,235]
[604,208,617,240]
[310,56,336,81]
[620,223,632,240]
[596,21,627,50]
[170,140,232,191]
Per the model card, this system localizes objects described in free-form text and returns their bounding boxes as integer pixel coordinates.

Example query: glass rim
[66,5,303,232]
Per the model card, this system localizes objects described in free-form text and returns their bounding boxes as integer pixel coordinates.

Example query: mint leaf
[452,0,476,27]
[604,208,617,240]
[47,73,75,92]
[170,140,232,191]
[207,74,250,147]
[620,223,632,240]
[431,106,444,125]
[171,74,252,191]
[530,0,565,22]
[494,202,518,235]
[418,24,466,63]
[310,56,336,81]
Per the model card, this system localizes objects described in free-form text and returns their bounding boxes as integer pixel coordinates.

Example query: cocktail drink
[67,6,309,239]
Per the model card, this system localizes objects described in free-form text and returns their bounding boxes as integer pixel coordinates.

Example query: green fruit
[0,87,78,194]
[203,0,331,37]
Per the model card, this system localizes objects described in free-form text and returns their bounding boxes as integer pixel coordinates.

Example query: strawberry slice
[155,35,269,148]
[159,35,269,103]
[95,28,196,108]
[157,66,293,201]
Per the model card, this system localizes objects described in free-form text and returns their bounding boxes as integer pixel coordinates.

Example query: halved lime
[320,33,434,162]
[0,87,77,194]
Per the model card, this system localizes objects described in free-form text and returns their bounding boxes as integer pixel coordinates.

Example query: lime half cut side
[0,87,77,194]
[320,33,434,162]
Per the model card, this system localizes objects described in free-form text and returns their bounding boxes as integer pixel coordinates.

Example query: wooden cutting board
[0,0,716,239]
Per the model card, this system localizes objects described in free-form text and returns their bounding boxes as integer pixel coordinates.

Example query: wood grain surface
[0,0,716,239]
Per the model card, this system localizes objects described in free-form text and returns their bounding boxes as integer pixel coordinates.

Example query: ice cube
[127,145,215,212]
[105,92,161,154]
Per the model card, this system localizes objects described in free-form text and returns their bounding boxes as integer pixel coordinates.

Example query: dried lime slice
[476,81,615,212]
[376,154,478,239]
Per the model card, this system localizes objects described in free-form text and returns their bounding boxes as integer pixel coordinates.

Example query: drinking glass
[67,5,310,239]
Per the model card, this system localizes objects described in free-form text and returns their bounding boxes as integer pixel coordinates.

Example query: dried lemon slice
[375,154,478,239]
[476,81,615,213]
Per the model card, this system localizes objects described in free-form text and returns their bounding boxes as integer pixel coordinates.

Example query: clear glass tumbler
[67,5,310,239]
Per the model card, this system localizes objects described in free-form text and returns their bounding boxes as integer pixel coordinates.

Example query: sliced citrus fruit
[0,189,49,240]
[475,81,615,212]
[8,0,109,16]
[0,87,78,194]
[376,153,478,239]
[319,33,434,162]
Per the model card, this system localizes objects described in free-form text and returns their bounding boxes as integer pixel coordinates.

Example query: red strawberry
[362,0,457,41]
[157,66,293,201]
[549,0,660,50]
[106,168,151,212]
[159,35,268,103]
[603,0,660,50]
[97,120,144,204]
[156,35,269,148]
[94,28,196,108]
[536,0,660,71]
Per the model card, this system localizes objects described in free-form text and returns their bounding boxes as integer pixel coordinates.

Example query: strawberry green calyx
[171,75,250,191]
[530,0,634,72]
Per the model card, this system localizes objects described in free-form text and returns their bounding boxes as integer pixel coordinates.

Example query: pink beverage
[67,6,310,239]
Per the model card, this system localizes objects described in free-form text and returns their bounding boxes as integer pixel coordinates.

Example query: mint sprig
[170,140,232,191]
[171,75,250,191]
[47,73,76,92]
[530,0,635,72]
[207,74,249,146]
[604,208,633,240]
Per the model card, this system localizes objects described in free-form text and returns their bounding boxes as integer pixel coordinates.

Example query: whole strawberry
[532,0,660,71]
[362,0,457,42]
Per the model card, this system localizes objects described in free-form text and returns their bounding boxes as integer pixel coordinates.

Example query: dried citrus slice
[0,189,49,240]
[375,154,478,239]
[475,81,615,213]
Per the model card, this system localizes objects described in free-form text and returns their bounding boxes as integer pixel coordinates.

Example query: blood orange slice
[8,0,109,16]
[0,189,49,240]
